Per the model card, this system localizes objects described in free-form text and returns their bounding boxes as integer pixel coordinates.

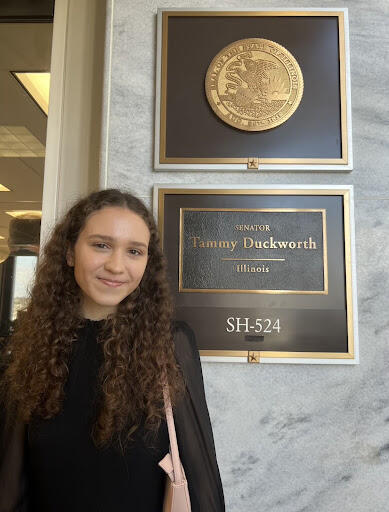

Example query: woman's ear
[66,247,74,267]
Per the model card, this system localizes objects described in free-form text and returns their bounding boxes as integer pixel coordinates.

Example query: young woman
[0,189,225,511]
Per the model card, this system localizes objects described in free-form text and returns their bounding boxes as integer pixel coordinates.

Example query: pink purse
[158,381,192,512]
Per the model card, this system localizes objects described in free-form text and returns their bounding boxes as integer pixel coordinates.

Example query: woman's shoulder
[172,320,204,387]
[172,320,198,360]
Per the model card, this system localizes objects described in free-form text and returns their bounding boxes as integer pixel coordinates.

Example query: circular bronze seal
[205,38,304,131]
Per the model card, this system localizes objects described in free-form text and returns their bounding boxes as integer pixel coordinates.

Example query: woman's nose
[104,250,125,273]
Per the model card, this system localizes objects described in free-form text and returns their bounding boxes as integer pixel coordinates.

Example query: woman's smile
[98,277,127,287]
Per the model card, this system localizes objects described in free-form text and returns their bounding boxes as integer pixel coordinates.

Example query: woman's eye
[94,243,109,249]
[128,249,141,256]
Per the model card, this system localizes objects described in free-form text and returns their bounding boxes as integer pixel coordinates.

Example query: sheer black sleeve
[0,324,225,512]
[0,344,29,512]
[172,321,225,512]
[0,411,29,512]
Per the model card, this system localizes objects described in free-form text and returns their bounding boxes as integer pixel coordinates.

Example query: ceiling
[0,22,52,248]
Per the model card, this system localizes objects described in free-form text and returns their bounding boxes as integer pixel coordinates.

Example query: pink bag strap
[162,375,185,484]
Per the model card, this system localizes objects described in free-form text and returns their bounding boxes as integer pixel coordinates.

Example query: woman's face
[66,206,150,320]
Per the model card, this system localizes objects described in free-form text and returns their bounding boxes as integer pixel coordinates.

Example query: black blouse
[0,321,225,512]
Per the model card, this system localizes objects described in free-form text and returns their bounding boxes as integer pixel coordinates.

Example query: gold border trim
[160,158,348,164]
[159,11,348,166]
[160,12,169,163]
[157,187,354,360]
[200,350,354,359]
[179,207,328,295]
[164,11,347,17]
[343,190,354,359]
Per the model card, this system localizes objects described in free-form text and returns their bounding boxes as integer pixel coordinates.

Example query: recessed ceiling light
[13,72,50,115]
[0,184,11,192]
[5,210,42,218]
[0,126,45,157]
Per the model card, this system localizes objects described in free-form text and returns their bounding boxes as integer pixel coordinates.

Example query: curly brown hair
[1,189,185,450]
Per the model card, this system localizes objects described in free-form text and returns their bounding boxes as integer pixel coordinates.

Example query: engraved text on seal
[205,38,304,131]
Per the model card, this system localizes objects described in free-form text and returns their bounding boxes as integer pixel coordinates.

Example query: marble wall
[101,1,389,510]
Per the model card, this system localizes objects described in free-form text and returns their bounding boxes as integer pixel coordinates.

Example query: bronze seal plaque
[205,38,304,131]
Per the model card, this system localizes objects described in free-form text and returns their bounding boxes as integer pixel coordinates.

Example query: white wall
[101,1,389,510]
[42,0,106,244]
